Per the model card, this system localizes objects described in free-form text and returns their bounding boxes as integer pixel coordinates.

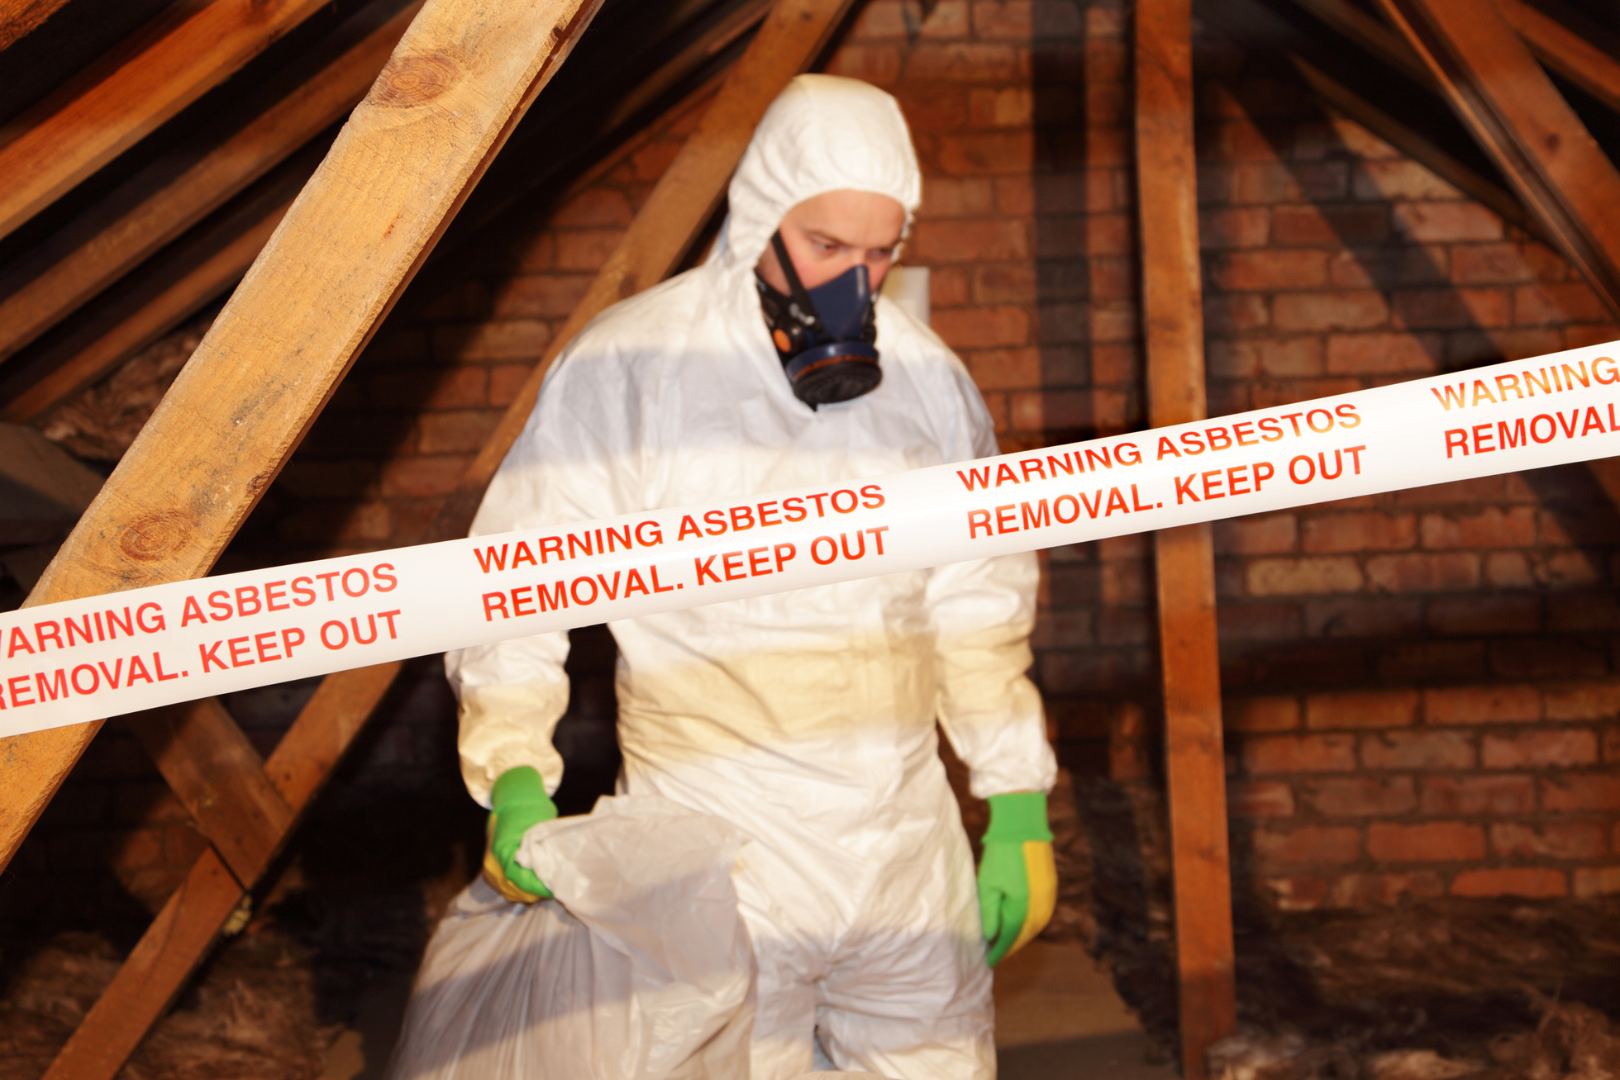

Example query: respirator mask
[756,232,881,408]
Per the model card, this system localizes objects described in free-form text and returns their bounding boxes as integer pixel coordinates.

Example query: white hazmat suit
[446,74,1057,1079]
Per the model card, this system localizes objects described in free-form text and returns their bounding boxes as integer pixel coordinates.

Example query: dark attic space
[3,0,1620,1078]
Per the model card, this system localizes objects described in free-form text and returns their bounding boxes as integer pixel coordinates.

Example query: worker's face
[756,189,907,293]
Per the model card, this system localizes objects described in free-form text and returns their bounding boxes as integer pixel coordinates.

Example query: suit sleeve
[926,368,1057,801]
[444,345,632,807]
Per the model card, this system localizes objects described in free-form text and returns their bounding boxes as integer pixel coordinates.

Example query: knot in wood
[372,53,460,107]
[119,512,191,563]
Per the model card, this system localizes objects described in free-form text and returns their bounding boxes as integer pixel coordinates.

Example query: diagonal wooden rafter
[41,661,402,1080]
[13,3,858,1075]
[1496,0,1620,117]
[0,0,345,245]
[1373,0,1620,318]
[1136,2,1237,1078]
[0,155,311,424]
[0,0,609,876]
[0,0,423,367]
[0,0,771,426]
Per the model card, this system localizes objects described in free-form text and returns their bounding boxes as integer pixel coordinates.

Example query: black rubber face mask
[756,231,881,409]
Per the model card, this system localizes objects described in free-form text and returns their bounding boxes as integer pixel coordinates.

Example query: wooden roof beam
[0,0,607,876]
[0,0,421,367]
[1495,0,1620,117]
[23,4,859,1072]
[1136,2,1237,1077]
[0,0,70,51]
[1374,0,1620,318]
[0,0,339,244]
[0,156,311,424]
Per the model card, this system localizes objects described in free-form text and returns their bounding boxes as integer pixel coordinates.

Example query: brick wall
[15,0,1620,921]
[1193,44,1620,908]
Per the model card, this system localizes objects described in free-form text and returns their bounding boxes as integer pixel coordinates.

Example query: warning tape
[4,340,1620,738]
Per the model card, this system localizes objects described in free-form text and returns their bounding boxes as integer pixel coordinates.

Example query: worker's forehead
[781,189,906,241]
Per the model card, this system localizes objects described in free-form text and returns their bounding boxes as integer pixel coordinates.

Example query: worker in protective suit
[446,74,1059,1079]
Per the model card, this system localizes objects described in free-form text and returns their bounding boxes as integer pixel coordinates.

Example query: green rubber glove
[978,791,1057,968]
[482,766,558,903]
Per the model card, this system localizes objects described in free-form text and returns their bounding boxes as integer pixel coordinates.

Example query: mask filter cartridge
[757,232,881,408]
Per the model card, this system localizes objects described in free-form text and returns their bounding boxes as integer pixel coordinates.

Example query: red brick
[1300,776,1416,817]
[1324,332,1440,374]
[823,45,902,85]
[1391,202,1503,242]
[1418,507,1537,550]
[1450,243,1542,285]
[1515,282,1611,325]
[964,347,1039,390]
[1304,597,1423,638]
[1243,734,1357,774]
[1246,557,1362,595]
[1231,780,1296,818]
[1230,161,1348,203]
[931,266,971,306]
[1200,207,1269,248]
[1564,322,1620,348]
[934,306,1030,349]
[906,42,1022,81]
[1328,246,1450,289]
[937,131,1035,175]
[1542,774,1620,812]
[1305,689,1418,730]
[1271,203,1388,246]
[1226,696,1300,732]
[493,274,592,319]
[1365,552,1479,593]
[1607,726,1620,762]
[1203,293,1269,333]
[912,219,1028,262]
[898,90,972,135]
[1445,327,1567,365]
[1423,685,1541,725]
[277,461,375,499]
[1392,287,1511,330]
[972,264,1038,304]
[1482,729,1599,770]
[434,319,550,362]
[1199,117,1281,162]
[1419,775,1535,815]
[1490,822,1607,860]
[552,188,631,228]
[418,411,501,455]
[1362,731,1476,770]
[1218,603,1302,641]
[1326,872,1445,907]
[1210,249,1327,291]
[381,457,469,498]
[1428,595,1542,636]
[1253,825,1361,865]
[1367,821,1485,862]
[1450,868,1567,898]
[1219,338,1325,378]
[918,177,995,218]
[1276,289,1393,332]
[1213,514,1297,557]
[1302,511,1414,553]
[1574,866,1620,897]
[1351,160,1461,201]
[554,228,623,270]
[967,87,1034,129]
[1265,875,1329,911]
[974,0,1083,37]
[488,364,531,408]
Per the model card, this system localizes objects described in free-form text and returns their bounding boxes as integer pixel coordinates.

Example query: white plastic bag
[385,796,755,1080]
